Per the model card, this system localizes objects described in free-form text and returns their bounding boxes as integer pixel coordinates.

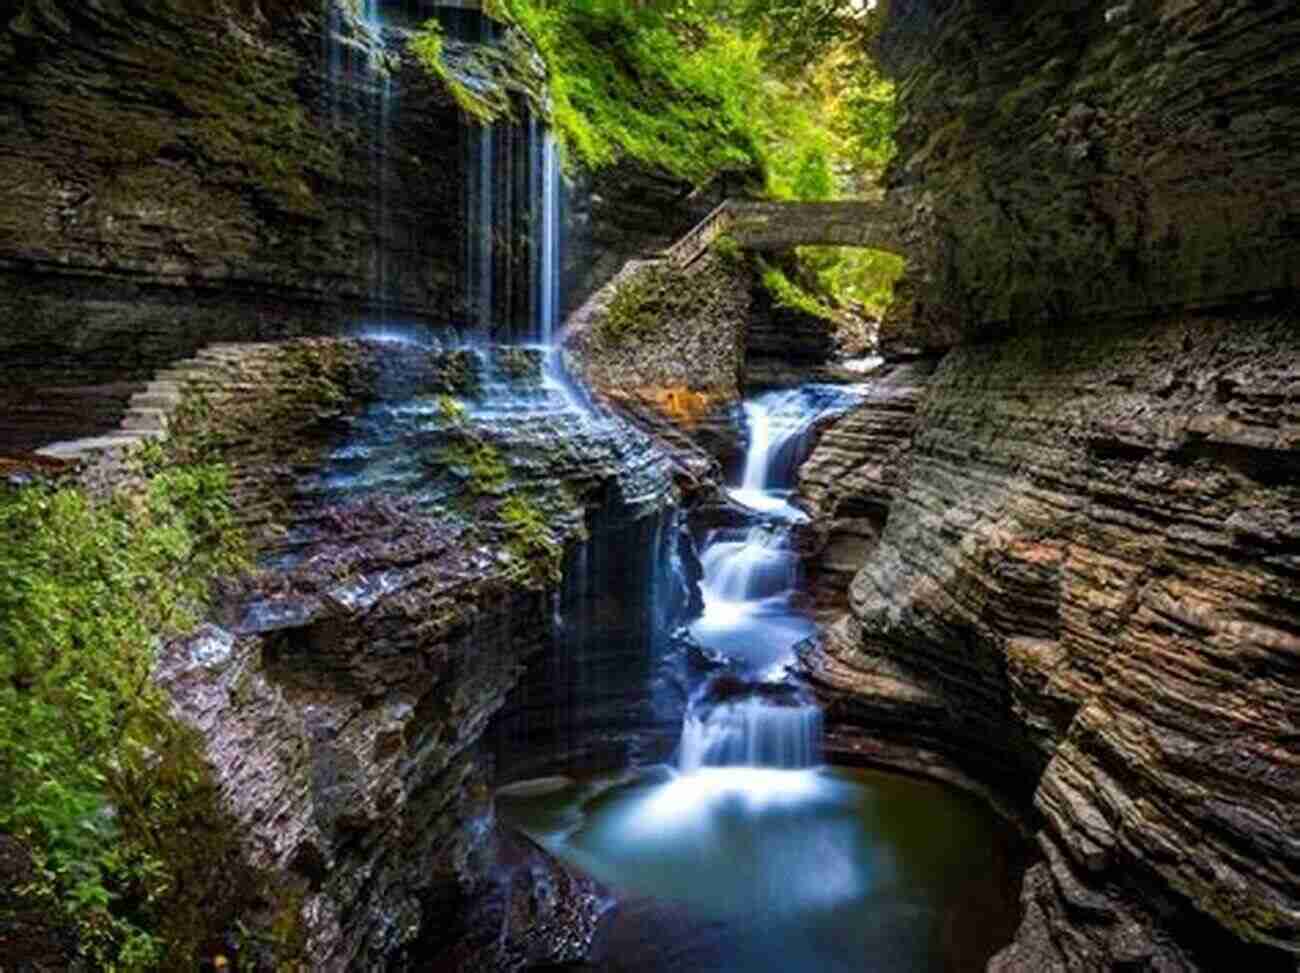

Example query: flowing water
[319,6,1025,962]
[690,385,860,677]
[498,382,1026,970]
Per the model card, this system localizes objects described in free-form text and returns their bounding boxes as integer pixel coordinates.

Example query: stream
[336,9,1025,966]
[497,387,1026,972]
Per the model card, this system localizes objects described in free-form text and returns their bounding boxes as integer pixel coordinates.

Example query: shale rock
[62,336,678,969]
[801,308,1300,969]
[794,359,936,605]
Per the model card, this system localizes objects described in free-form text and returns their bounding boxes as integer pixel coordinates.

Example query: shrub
[0,455,260,968]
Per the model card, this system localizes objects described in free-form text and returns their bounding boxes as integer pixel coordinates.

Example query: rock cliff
[56,337,679,968]
[0,0,466,448]
[0,0,712,455]
[878,0,1300,354]
[790,0,1300,967]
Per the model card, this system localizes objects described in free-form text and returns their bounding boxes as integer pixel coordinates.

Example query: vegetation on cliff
[0,452,296,968]
[418,0,894,197]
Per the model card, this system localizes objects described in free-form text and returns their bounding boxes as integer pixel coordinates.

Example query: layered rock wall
[795,359,936,604]
[67,337,677,969]
[802,308,1300,969]
[0,0,468,448]
[794,2,1300,965]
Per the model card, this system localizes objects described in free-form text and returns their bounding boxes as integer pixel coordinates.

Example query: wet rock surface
[794,359,936,606]
[78,336,679,969]
[799,308,1300,969]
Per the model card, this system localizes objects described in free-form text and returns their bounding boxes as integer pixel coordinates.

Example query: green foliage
[0,457,258,968]
[411,19,511,123]
[487,0,896,197]
[711,232,745,265]
[760,258,836,320]
[498,494,563,587]
[798,244,905,318]
[487,0,766,183]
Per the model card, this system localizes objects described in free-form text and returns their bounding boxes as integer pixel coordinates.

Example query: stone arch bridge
[662,199,904,267]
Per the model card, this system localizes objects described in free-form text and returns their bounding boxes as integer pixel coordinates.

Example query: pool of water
[498,764,1026,973]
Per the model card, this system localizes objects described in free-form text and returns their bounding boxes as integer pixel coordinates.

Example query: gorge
[0,1,1297,972]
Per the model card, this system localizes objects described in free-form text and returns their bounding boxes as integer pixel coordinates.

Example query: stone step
[122,409,169,431]
[36,430,161,460]
[130,392,183,410]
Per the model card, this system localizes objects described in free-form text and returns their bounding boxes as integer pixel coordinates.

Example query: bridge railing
[654,197,902,268]
[662,200,737,268]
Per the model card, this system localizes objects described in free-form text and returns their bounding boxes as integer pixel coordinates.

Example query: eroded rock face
[794,359,936,605]
[105,337,678,969]
[877,0,1300,353]
[801,309,1300,969]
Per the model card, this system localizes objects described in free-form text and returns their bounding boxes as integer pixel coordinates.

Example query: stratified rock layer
[89,337,677,969]
[795,359,936,604]
[878,0,1300,352]
[801,307,1300,969]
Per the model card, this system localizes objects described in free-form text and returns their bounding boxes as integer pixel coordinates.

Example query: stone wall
[877,0,1300,353]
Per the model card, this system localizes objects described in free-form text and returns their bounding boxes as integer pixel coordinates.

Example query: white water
[539,129,562,343]
[727,389,825,516]
[683,385,863,771]
[679,697,822,772]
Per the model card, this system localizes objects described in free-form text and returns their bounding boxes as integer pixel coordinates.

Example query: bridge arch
[663,199,904,267]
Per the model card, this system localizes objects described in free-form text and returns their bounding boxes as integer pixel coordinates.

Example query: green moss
[443,439,510,495]
[411,19,513,124]
[498,493,563,587]
[711,233,745,265]
[599,271,663,345]
[437,396,511,495]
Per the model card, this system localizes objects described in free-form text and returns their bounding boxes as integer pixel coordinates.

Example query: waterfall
[699,526,797,604]
[321,0,398,327]
[539,129,562,343]
[371,70,395,324]
[465,121,496,334]
[679,692,822,772]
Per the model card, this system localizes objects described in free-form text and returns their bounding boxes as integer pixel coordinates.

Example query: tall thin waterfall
[464,121,495,334]
[321,0,398,326]
[538,128,562,343]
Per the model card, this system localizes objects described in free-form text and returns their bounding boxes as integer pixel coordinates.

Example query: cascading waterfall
[681,385,863,766]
